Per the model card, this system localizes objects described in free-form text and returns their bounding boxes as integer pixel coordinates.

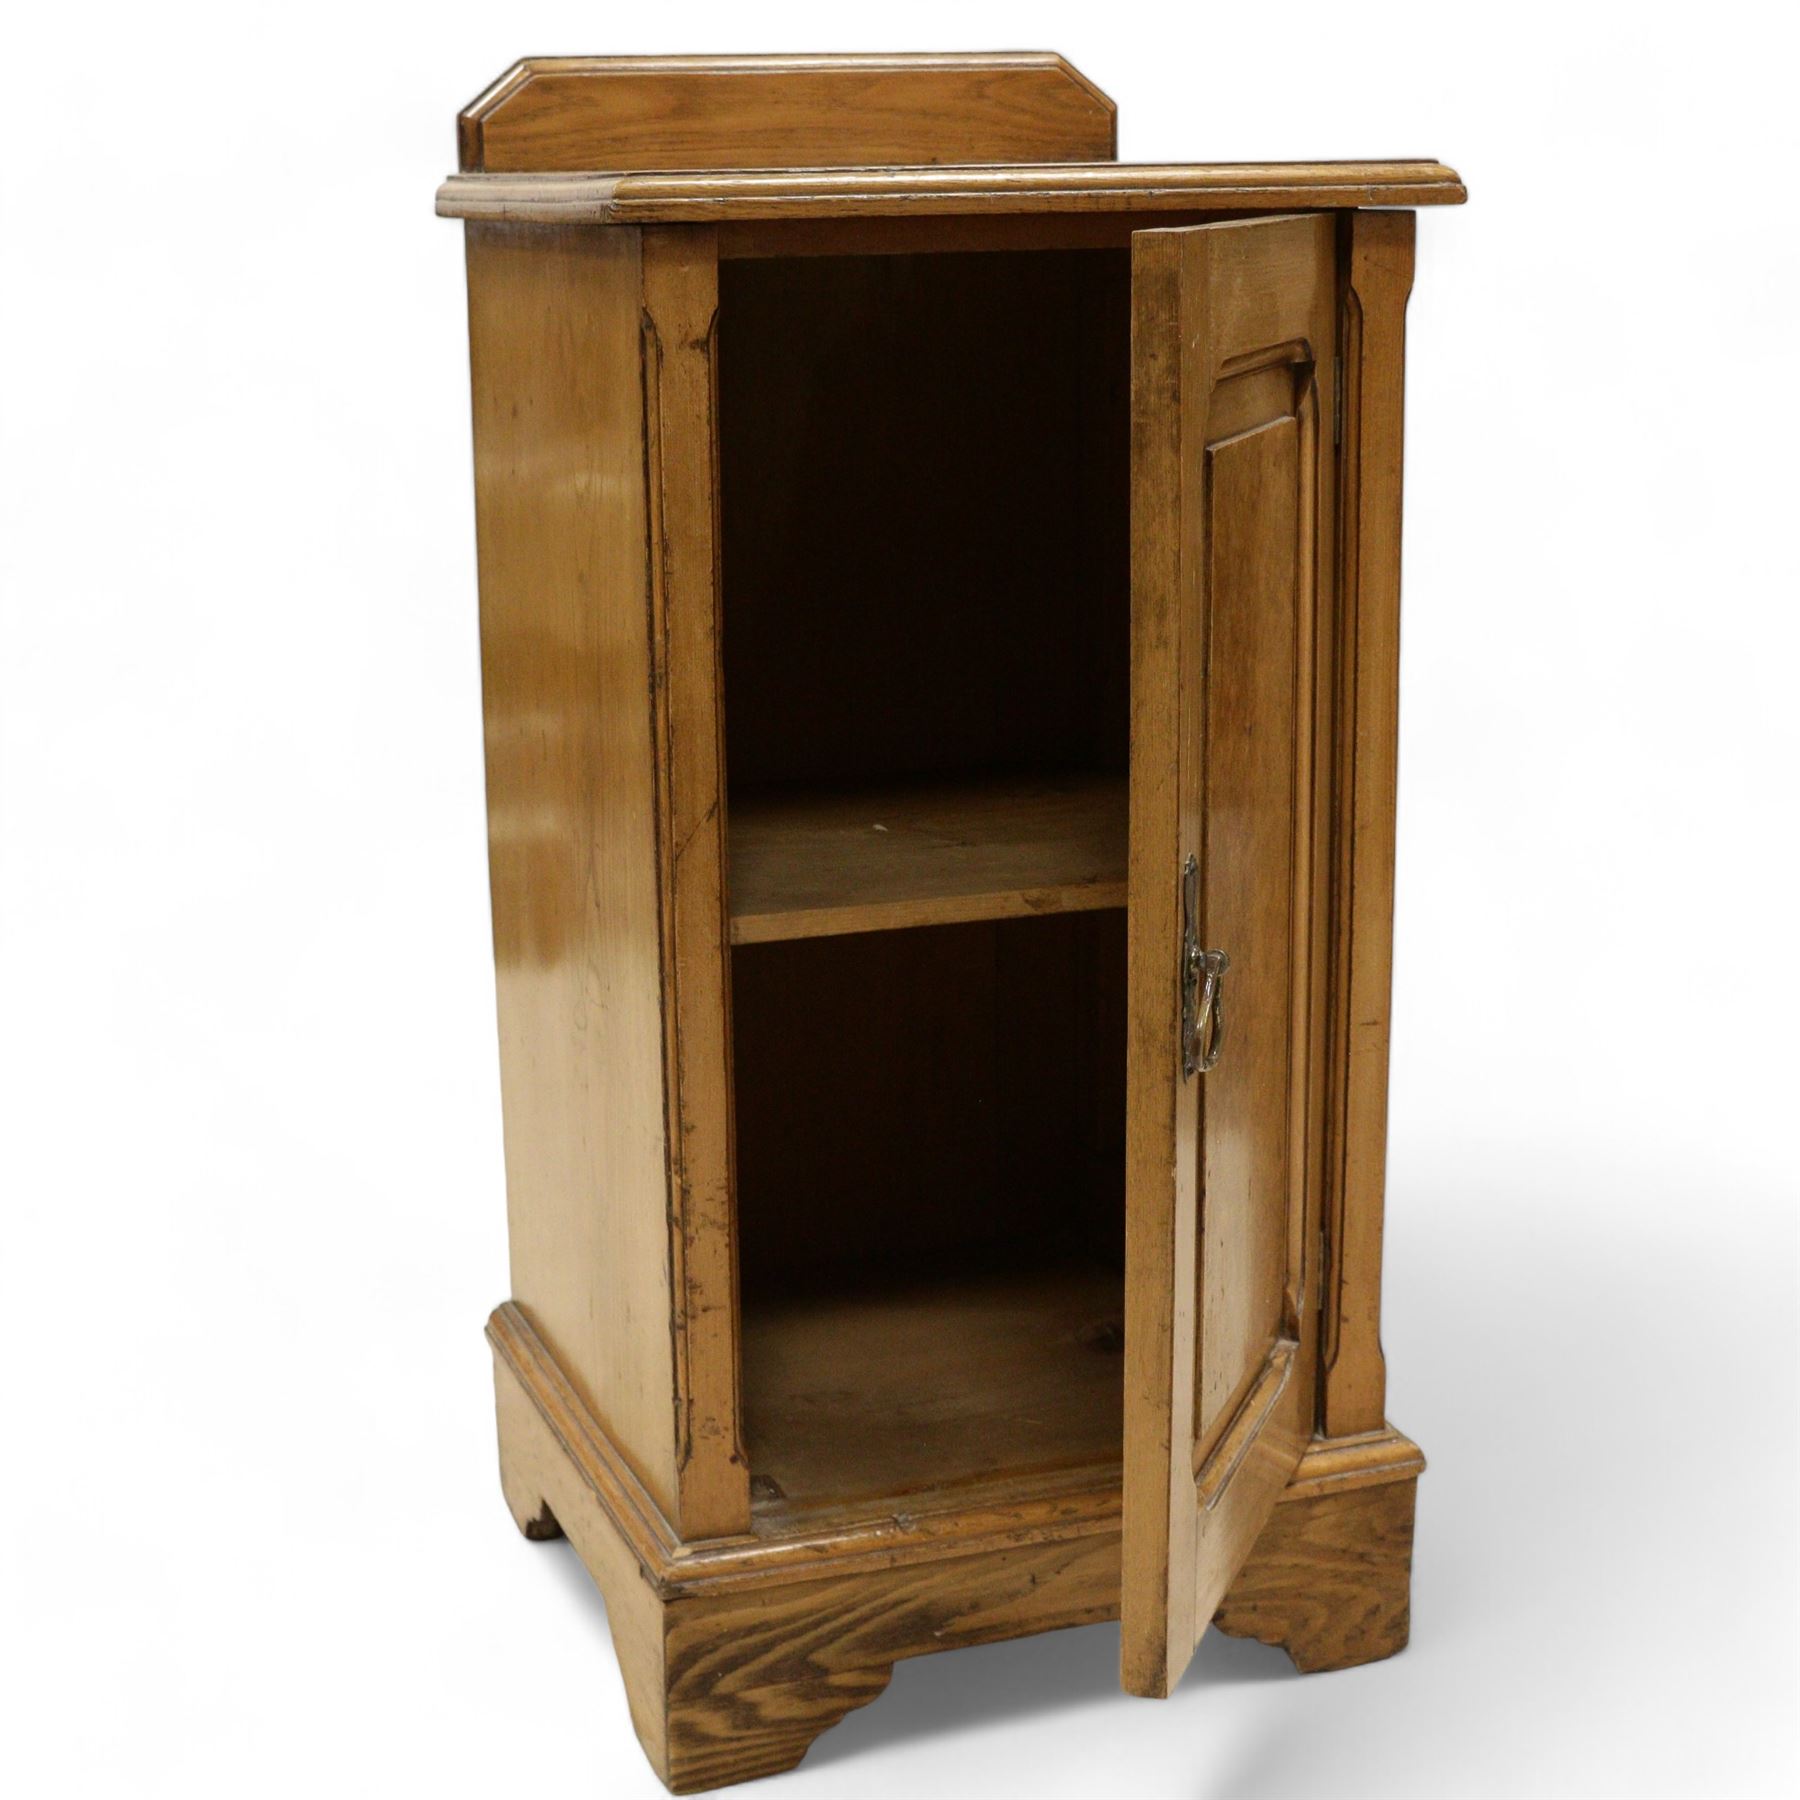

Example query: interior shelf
[742,1261,1125,1522]
[727,773,1127,945]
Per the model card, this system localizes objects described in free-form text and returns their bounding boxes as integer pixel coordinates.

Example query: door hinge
[1180,854,1230,1079]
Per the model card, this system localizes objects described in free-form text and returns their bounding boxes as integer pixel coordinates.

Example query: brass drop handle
[1180,853,1230,1079]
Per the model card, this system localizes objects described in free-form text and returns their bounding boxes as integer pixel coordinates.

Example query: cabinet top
[436,53,1465,225]
[437,161,1467,226]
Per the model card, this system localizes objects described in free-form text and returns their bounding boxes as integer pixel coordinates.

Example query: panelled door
[1121,213,1338,1696]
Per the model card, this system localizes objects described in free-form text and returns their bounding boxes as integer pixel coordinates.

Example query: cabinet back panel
[732,912,1125,1301]
[718,250,1130,792]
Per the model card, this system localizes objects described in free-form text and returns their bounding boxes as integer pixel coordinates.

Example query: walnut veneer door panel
[1123,212,1337,1696]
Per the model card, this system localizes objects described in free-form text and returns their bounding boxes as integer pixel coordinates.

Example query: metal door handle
[1180,853,1230,1078]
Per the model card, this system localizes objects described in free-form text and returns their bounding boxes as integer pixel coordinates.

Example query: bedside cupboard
[438,51,1465,1791]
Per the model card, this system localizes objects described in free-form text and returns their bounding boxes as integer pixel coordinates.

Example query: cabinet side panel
[466,222,679,1519]
[1322,210,1415,1437]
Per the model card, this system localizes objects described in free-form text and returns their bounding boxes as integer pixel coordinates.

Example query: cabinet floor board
[743,1261,1126,1521]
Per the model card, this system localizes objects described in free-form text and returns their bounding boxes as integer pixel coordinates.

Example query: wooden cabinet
[440,52,1464,1792]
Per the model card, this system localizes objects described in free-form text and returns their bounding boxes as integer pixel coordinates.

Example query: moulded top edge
[435,159,1468,225]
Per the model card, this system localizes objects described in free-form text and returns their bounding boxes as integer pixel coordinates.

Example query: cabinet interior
[719,249,1133,1522]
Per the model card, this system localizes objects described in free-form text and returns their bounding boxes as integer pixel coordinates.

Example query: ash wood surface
[717,248,1129,795]
[1195,412,1307,1459]
[714,211,1234,261]
[731,914,1124,1301]
[495,1296,1420,1579]
[493,1327,678,1774]
[728,776,1127,943]
[1213,1463,1419,1671]
[453,48,1459,1777]
[742,1263,1125,1517]
[1122,213,1338,1701]
[640,227,750,1536]
[494,1302,1424,1787]
[656,1524,1117,1791]
[468,221,749,1541]
[491,1300,1124,1585]
[439,158,1466,224]
[1121,212,1191,1707]
[492,1301,1124,1790]
[457,52,1115,174]
[1321,211,1415,1439]
[466,222,685,1525]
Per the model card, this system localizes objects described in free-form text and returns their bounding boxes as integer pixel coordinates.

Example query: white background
[2,4,1795,1795]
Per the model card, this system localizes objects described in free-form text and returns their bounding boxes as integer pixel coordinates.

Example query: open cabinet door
[1122,212,1338,1697]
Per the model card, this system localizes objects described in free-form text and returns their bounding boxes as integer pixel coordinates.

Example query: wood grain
[1213,1464,1419,1672]
[492,1303,1123,1789]
[493,1317,678,1775]
[715,211,1245,261]
[728,776,1126,943]
[716,248,1129,795]
[742,1263,1124,1518]
[457,52,1116,174]
[641,227,750,1538]
[494,1298,1127,1586]
[494,1304,1423,1785]
[495,1300,1420,1580]
[1121,219,1186,1704]
[450,51,1459,1776]
[440,160,1465,224]
[467,222,684,1522]
[1195,414,1303,1455]
[1321,210,1416,1439]
[730,914,1124,1301]
[1122,214,1338,1700]
[657,1529,1119,1791]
